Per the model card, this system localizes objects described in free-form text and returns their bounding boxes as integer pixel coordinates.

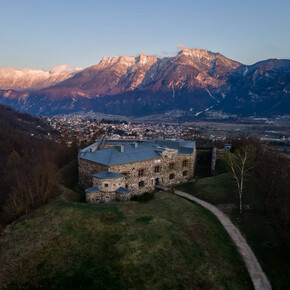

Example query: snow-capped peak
[0,65,82,91]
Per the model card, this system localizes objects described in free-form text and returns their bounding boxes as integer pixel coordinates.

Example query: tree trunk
[239,192,243,214]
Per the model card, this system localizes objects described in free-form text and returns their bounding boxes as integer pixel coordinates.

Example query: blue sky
[0,0,289,69]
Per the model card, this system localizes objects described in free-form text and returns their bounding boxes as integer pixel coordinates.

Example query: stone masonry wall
[86,192,116,203]
[108,147,196,196]
[78,159,108,189]
[116,193,131,202]
[93,176,125,192]
[79,144,197,197]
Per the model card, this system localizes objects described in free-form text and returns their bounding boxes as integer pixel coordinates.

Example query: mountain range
[0,48,289,117]
[0,65,82,91]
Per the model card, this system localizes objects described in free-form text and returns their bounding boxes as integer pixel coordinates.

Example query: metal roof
[85,186,100,193]
[79,139,195,166]
[116,187,131,194]
[93,171,125,179]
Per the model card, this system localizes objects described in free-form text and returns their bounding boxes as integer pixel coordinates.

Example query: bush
[131,191,155,202]
[61,186,84,202]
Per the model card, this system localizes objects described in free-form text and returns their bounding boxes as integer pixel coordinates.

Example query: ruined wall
[78,159,108,189]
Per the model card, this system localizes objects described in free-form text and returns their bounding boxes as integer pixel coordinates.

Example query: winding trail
[157,186,272,290]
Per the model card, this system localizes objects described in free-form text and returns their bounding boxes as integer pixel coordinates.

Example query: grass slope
[177,174,290,289]
[0,192,252,290]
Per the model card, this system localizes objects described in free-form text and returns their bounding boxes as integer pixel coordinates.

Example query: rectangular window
[169,163,175,169]
[183,171,188,176]
[169,173,175,180]
[182,160,188,167]
[139,181,145,188]
[154,166,160,173]
[138,169,144,176]
[104,183,109,187]
[125,184,128,189]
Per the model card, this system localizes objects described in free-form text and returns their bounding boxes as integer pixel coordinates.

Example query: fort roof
[115,187,131,194]
[79,139,195,166]
[85,186,100,193]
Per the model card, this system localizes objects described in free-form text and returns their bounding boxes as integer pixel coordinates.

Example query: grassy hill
[0,192,252,289]
[176,173,290,289]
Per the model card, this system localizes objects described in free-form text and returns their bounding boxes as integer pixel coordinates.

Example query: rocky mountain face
[43,48,240,97]
[0,48,289,117]
[221,59,290,115]
[0,65,82,91]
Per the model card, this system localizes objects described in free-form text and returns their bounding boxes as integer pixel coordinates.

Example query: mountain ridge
[0,47,289,117]
[0,65,82,91]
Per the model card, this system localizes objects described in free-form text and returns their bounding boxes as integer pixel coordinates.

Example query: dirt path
[172,189,272,290]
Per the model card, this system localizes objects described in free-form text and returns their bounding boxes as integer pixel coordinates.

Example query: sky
[0,0,289,70]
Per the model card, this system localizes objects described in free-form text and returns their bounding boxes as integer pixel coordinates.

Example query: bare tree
[225,145,256,214]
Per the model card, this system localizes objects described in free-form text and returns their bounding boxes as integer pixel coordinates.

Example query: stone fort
[78,139,196,203]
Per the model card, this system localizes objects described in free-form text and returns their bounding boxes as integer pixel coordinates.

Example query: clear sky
[0,0,289,70]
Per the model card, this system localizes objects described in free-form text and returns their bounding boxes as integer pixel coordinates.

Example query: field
[184,118,290,140]
[176,173,290,289]
[0,192,252,289]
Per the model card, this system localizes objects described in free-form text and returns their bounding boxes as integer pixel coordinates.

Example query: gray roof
[85,186,100,193]
[153,140,195,155]
[79,139,195,166]
[93,171,125,179]
[115,187,131,194]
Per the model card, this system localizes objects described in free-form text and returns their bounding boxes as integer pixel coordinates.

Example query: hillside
[0,192,253,289]
[0,48,289,117]
[177,173,290,289]
[0,104,53,135]
[0,105,75,225]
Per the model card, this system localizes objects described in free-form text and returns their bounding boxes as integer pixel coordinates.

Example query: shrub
[131,191,155,202]
[61,186,84,202]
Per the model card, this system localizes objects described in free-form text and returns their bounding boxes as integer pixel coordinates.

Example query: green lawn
[176,173,290,290]
[0,192,252,290]
[177,173,262,207]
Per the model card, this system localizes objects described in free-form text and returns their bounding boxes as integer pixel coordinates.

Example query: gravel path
[169,188,272,290]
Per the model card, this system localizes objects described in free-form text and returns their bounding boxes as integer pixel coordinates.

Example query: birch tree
[225,145,256,214]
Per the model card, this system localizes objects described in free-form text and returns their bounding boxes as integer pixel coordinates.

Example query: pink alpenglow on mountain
[0,65,82,91]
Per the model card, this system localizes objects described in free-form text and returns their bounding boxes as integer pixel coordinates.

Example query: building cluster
[46,116,199,145]
[45,114,290,151]
[78,139,196,203]
[47,116,104,146]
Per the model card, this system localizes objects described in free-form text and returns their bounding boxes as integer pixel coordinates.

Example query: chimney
[92,145,98,152]
[116,145,124,152]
